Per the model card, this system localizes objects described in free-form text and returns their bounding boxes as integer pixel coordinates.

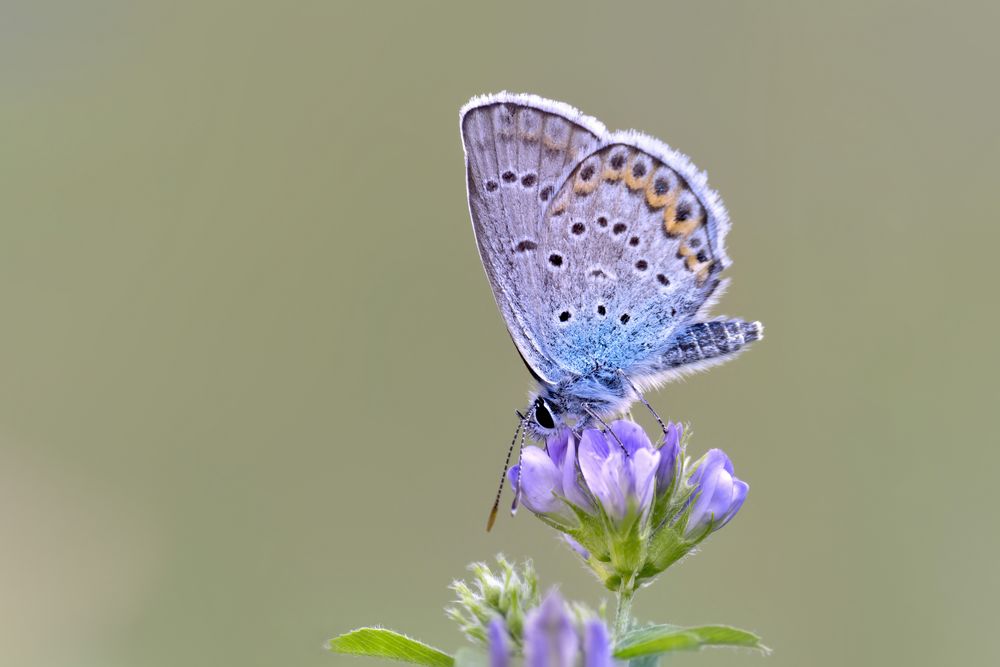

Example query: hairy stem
[613,578,636,642]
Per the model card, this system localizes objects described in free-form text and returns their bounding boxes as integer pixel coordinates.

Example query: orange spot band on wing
[664,205,702,238]
[645,172,676,209]
[624,153,653,191]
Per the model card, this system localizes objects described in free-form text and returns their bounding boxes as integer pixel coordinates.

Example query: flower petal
[583,619,613,667]
[578,429,613,507]
[518,447,564,516]
[524,591,579,667]
[546,428,572,468]
[687,450,728,535]
[507,465,519,491]
[629,447,660,517]
[560,435,594,512]
[662,421,683,452]
[579,428,610,463]
[599,453,628,521]
[580,427,662,523]
[718,478,749,528]
[655,432,680,495]
[686,449,745,537]
[487,617,510,667]
[706,468,736,521]
[562,534,590,560]
[690,449,729,487]
[608,420,651,456]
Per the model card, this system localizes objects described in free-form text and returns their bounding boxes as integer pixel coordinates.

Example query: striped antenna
[510,412,528,515]
[486,412,527,532]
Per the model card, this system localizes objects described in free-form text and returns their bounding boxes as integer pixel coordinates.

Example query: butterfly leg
[583,404,629,455]
[617,369,668,434]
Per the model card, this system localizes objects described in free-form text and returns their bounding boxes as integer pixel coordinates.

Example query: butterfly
[460,93,762,474]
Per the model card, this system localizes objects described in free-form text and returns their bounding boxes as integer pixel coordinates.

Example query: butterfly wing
[461,93,757,392]
[529,131,734,381]
[460,93,606,383]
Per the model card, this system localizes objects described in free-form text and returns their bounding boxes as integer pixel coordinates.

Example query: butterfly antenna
[617,369,668,434]
[486,412,526,532]
[510,412,528,516]
[584,404,628,455]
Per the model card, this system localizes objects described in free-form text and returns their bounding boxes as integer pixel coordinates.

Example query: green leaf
[328,628,454,666]
[613,624,769,659]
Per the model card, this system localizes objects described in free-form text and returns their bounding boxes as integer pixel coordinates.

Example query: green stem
[613,578,635,642]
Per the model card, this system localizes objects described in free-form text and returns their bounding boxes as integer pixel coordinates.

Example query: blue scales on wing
[532,140,734,381]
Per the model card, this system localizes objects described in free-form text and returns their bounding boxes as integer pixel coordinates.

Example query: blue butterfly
[461,93,762,440]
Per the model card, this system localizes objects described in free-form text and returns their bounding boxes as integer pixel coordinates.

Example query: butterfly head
[526,394,563,438]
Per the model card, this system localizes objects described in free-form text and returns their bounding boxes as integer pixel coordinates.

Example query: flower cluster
[447,557,611,666]
[510,421,748,593]
[489,590,611,667]
[447,556,540,646]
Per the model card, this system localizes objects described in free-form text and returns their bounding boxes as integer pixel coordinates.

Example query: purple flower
[577,421,660,523]
[487,617,510,667]
[523,591,579,667]
[510,420,685,528]
[519,591,612,667]
[509,428,593,522]
[685,448,749,538]
[506,419,750,585]
[583,619,613,667]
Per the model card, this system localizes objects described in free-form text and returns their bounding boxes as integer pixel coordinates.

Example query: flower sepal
[638,521,693,580]
[604,500,652,588]
[560,491,662,593]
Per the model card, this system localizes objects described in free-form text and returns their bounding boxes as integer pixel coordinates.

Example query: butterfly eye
[534,399,556,430]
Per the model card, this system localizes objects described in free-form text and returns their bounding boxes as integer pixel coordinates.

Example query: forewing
[461,93,606,383]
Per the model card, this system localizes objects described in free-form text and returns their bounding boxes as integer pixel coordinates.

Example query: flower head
[508,418,748,589]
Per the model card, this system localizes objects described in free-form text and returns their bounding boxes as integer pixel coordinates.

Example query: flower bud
[684,449,749,539]
[446,556,539,646]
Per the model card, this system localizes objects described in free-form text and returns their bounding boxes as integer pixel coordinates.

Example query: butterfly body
[460,93,762,434]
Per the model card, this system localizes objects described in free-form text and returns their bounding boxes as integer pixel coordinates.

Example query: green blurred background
[2,1,998,665]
